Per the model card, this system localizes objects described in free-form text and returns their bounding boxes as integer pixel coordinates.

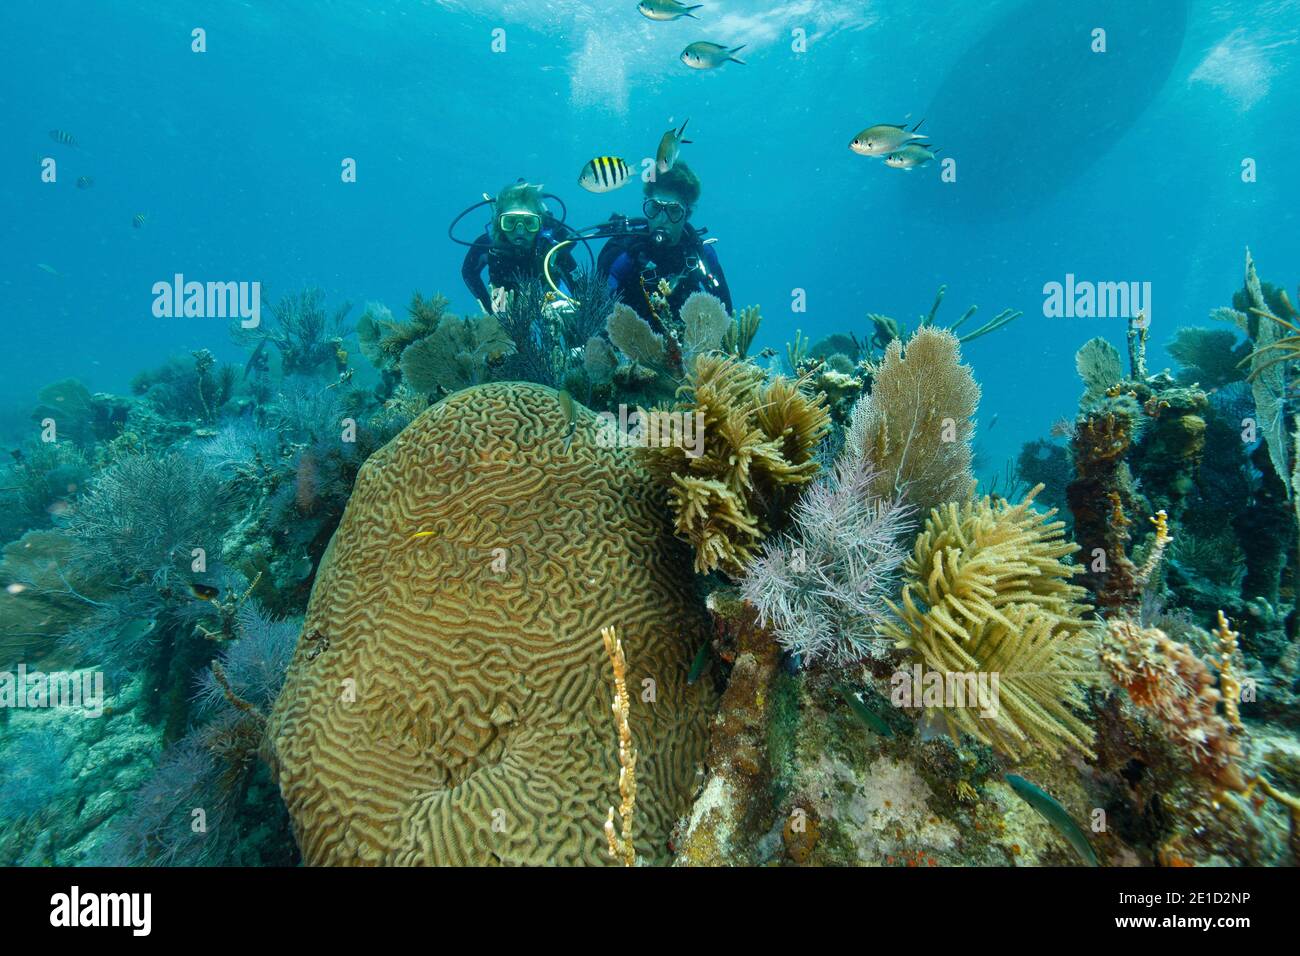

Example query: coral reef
[846,327,980,517]
[398,312,512,395]
[741,457,913,666]
[1101,618,1245,791]
[641,355,830,577]
[600,625,637,867]
[264,382,713,865]
[1166,327,1250,389]
[882,487,1097,760]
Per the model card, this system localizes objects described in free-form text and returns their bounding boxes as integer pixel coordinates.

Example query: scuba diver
[596,161,732,327]
[452,180,581,313]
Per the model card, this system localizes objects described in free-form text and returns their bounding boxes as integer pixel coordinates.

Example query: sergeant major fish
[579,156,632,193]
[638,0,703,20]
[849,119,926,157]
[681,41,746,70]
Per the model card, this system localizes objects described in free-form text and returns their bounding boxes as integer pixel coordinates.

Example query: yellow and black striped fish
[132,213,148,229]
[49,129,77,147]
[76,176,94,189]
[578,156,631,193]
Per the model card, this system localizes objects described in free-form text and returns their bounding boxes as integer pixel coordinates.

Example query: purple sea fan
[741,456,914,667]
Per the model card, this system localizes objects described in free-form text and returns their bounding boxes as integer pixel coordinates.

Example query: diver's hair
[496,180,547,214]
[647,161,701,208]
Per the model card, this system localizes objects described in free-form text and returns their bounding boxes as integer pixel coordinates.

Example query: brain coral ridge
[265,381,714,865]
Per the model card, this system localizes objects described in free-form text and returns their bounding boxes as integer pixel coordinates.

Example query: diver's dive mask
[643,198,687,224]
[498,211,542,235]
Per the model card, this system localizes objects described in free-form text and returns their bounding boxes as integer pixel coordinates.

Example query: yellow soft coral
[643,355,830,576]
[882,485,1097,760]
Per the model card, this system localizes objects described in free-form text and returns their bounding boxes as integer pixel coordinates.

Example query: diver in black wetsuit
[460,181,580,313]
[596,162,732,329]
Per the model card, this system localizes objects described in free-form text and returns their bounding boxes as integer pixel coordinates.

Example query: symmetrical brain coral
[263,381,713,865]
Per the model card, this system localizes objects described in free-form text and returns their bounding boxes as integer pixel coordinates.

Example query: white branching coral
[740,457,914,666]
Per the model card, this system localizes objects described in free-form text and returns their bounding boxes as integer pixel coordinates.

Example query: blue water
[3,0,1298,470]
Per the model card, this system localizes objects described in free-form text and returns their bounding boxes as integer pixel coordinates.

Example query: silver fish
[849,120,926,157]
[558,389,577,451]
[884,144,938,169]
[638,0,703,21]
[656,119,692,174]
[681,41,746,70]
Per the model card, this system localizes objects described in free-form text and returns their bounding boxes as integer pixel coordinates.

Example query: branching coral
[66,451,230,590]
[846,327,980,517]
[357,295,447,372]
[192,601,300,716]
[723,305,762,359]
[642,355,830,576]
[600,625,637,867]
[863,284,1021,356]
[882,486,1098,760]
[1066,410,1140,609]
[276,290,350,375]
[741,456,913,665]
[1101,618,1245,791]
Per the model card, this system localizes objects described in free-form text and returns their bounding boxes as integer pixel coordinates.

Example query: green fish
[656,119,692,174]
[681,41,746,70]
[884,144,939,169]
[686,641,711,684]
[639,0,703,21]
[836,684,893,738]
[1005,774,1099,867]
[849,119,926,157]
[117,618,157,644]
[557,389,577,451]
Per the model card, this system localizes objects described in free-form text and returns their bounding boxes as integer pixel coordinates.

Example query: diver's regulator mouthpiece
[652,228,668,244]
